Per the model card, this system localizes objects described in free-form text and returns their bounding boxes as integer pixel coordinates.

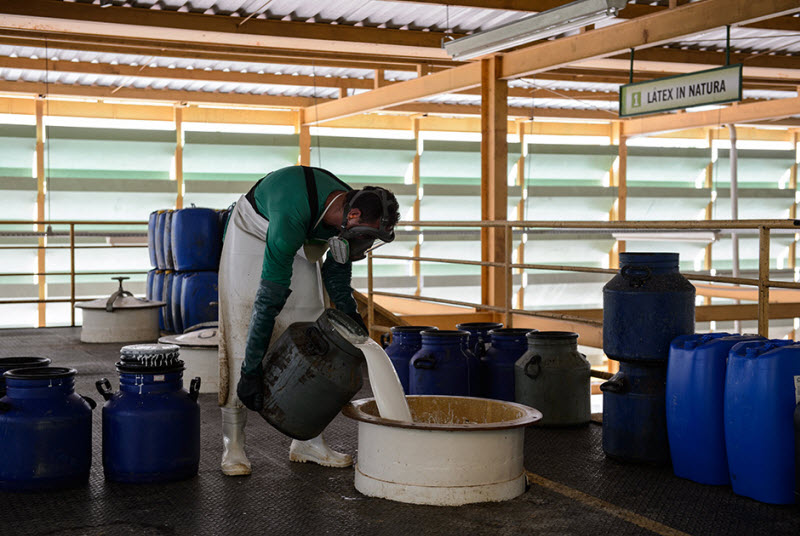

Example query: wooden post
[411,116,422,296]
[505,223,513,327]
[373,69,385,90]
[35,96,46,327]
[608,126,627,269]
[298,109,311,166]
[174,105,184,209]
[516,123,527,310]
[758,226,770,337]
[480,56,508,309]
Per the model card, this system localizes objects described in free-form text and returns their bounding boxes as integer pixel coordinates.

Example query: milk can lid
[120,343,181,367]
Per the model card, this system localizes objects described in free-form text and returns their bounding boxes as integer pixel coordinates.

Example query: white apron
[218,195,326,407]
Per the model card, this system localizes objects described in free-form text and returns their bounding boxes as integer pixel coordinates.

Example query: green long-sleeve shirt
[250,166,351,287]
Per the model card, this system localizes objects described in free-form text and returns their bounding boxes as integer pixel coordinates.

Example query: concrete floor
[0,327,798,536]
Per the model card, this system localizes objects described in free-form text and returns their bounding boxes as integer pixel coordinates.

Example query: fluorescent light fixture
[444,0,627,61]
[612,232,719,244]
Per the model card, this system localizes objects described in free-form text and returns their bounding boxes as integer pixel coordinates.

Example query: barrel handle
[413,354,436,370]
[81,395,97,410]
[524,355,542,379]
[189,377,202,402]
[96,378,114,401]
[380,332,391,349]
[473,337,487,360]
[599,373,628,394]
[0,401,11,413]
[304,326,330,355]
[620,265,652,288]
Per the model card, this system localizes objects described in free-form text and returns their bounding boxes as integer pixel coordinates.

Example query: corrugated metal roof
[66,0,528,33]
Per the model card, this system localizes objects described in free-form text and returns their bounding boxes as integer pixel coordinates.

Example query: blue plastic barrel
[153,270,166,330]
[0,367,95,491]
[603,253,695,363]
[180,271,219,331]
[794,402,800,504]
[218,207,233,241]
[601,361,670,464]
[666,333,765,485]
[162,271,175,333]
[172,208,223,272]
[96,345,200,483]
[725,340,799,504]
[382,326,437,394]
[163,210,175,270]
[147,211,158,268]
[146,268,156,301]
[484,328,532,401]
[154,210,167,270]
[409,330,470,396]
[457,322,503,357]
[171,272,187,334]
[0,357,50,397]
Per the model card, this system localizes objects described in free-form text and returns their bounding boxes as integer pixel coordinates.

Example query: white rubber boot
[221,407,252,476]
[289,434,353,468]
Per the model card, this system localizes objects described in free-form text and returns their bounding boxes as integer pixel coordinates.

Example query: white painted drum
[342,395,541,506]
[76,295,164,343]
[159,328,219,394]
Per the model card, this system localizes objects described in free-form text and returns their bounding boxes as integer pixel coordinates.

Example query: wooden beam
[0,32,443,72]
[480,56,509,312]
[0,80,330,108]
[0,0,455,59]
[500,0,800,79]
[545,303,800,322]
[759,227,771,336]
[388,102,616,120]
[0,56,376,90]
[623,96,800,137]
[304,0,800,123]
[303,62,483,124]
[411,116,422,297]
[512,313,602,348]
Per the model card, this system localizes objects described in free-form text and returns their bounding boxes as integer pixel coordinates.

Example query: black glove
[237,365,264,412]
[346,310,368,336]
[242,278,292,376]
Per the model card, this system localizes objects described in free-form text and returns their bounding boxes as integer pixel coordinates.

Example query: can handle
[0,401,11,413]
[620,265,652,288]
[81,395,97,410]
[413,354,436,370]
[189,377,201,402]
[524,354,542,379]
[473,337,487,360]
[96,378,114,401]
[599,372,628,394]
[380,332,391,349]
[304,326,330,355]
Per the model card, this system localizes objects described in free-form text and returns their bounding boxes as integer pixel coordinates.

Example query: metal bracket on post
[629,48,635,84]
[726,25,731,66]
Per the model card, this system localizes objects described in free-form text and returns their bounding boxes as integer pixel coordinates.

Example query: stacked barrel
[600,252,695,465]
[147,208,229,334]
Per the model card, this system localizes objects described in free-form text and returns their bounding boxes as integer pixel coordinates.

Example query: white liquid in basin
[355,339,412,423]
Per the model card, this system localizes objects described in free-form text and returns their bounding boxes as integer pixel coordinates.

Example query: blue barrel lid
[4,366,76,380]
[619,252,679,268]
[0,356,51,368]
[526,331,578,341]
[456,322,503,332]
[390,325,438,334]
[489,328,533,338]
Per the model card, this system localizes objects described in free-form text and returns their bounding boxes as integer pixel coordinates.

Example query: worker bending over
[218,165,399,476]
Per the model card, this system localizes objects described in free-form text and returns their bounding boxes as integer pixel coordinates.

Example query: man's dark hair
[346,186,400,227]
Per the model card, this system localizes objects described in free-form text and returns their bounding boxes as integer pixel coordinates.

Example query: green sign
[619,64,743,118]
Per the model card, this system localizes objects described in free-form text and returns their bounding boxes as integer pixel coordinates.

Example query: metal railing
[365,219,800,340]
[0,219,149,327]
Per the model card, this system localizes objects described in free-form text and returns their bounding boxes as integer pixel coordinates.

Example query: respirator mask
[328,188,396,264]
